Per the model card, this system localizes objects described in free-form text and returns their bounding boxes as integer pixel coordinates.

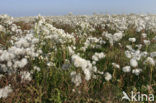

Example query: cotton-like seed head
[122,66,131,73]
[130,59,138,68]
[105,72,112,81]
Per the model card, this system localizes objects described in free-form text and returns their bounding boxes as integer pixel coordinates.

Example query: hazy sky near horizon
[0,0,156,17]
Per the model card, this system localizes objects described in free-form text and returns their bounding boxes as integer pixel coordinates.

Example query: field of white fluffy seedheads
[0,14,156,103]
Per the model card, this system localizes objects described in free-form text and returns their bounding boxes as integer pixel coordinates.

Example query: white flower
[92,61,96,65]
[142,33,147,38]
[72,54,86,68]
[0,51,12,61]
[0,64,7,72]
[97,71,104,75]
[70,71,76,76]
[141,51,148,58]
[84,69,91,81]
[32,38,39,44]
[13,47,25,55]
[130,59,138,68]
[132,68,142,76]
[92,55,98,61]
[11,24,17,32]
[47,62,54,67]
[122,66,131,73]
[112,63,120,69]
[136,44,142,50]
[125,47,147,61]
[20,71,32,81]
[143,40,150,45]
[7,61,12,67]
[103,33,113,45]
[145,57,155,66]
[68,46,75,56]
[15,38,29,48]
[0,25,5,32]
[0,85,13,98]
[103,32,124,46]
[125,51,132,58]
[129,38,136,42]
[19,58,28,68]
[126,45,133,51]
[71,54,93,81]
[92,66,97,72]
[104,72,112,81]
[92,52,105,61]
[70,71,82,86]
[33,66,41,71]
[113,32,123,42]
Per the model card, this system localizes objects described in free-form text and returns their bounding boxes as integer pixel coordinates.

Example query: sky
[0,0,156,17]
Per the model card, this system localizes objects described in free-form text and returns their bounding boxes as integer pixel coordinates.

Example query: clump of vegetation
[0,14,156,103]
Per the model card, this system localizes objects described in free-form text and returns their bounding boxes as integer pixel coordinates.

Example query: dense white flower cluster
[68,46,75,56]
[70,71,82,86]
[20,71,32,82]
[35,15,75,45]
[16,14,156,33]
[0,85,13,98]
[124,44,149,75]
[103,32,124,46]
[125,49,147,61]
[0,14,156,94]
[81,36,106,51]
[0,15,22,35]
[0,33,40,73]
[79,21,95,32]
[71,54,95,81]
[92,52,105,62]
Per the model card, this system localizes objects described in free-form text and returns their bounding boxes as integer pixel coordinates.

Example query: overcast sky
[0,0,156,17]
